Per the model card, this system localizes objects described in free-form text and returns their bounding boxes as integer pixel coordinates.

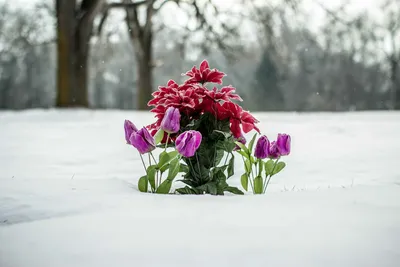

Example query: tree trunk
[56,0,77,107]
[132,34,153,110]
[392,59,400,110]
[136,56,153,110]
[56,0,101,108]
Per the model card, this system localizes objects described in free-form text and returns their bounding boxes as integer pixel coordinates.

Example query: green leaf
[158,151,169,169]
[198,182,218,195]
[212,130,232,139]
[234,141,249,154]
[156,179,172,194]
[236,150,249,159]
[265,159,274,176]
[241,173,249,191]
[154,129,165,145]
[225,186,244,195]
[248,133,258,154]
[214,149,225,166]
[179,163,189,173]
[176,186,202,195]
[272,162,286,175]
[146,165,157,191]
[212,165,228,176]
[244,159,252,174]
[250,156,257,164]
[138,176,148,192]
[254,176,263,194]
[224,141,236,153]
[227,154,234,178]
[158,150,179,169]
[167,157,180,181]
[160,163,170,173]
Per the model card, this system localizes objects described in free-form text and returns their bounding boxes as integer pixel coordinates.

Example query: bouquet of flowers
[124,60,291,195]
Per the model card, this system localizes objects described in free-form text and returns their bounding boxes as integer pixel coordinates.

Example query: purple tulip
[276,133,291,156]
[124,120,138,144]
[161,107,181,134]
[268,141,280,159]
[129,127,156,154]
[175,130,202,158]
[254,135,270,159]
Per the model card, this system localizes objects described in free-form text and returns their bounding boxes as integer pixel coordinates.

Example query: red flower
[204,86,243,102]
[216,102,260,138]
[183,60,226,85]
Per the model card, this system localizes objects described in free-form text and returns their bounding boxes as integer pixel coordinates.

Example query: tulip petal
[130,132,150,154]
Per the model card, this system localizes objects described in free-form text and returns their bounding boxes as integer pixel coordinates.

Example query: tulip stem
[241,155,254,193]
[139,154,147,173]
[195,153,202,175]
[149,152,159,188]
[223,152,229,166]
[164,133,170,151]
[263,157,280,193]
[188,160,197,180]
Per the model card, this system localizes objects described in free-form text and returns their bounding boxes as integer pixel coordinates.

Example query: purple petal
[175,131,189,153]
[140,127,155,147]
[277,133,291,156]
[191,131,202,150]
[161,107,181,133]
[130,132,151,154]
[254,135,270,159]
[124,120,138,144]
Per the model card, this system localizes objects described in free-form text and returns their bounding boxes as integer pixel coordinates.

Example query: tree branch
[108,1,147,9]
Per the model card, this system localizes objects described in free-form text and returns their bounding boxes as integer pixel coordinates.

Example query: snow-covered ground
[0,110,399,267]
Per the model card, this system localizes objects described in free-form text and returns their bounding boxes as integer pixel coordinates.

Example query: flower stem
[250,163,256,193]
[263,157,280,193]
[195,152,202,175]
[149,152,159,188]
[164,133,170,151]
[223,152,229,166]
[241,155,254,193]
[188,159,197,179]
[139,154,147,173]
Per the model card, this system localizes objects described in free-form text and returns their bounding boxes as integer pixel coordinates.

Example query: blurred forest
[0,0,399,111]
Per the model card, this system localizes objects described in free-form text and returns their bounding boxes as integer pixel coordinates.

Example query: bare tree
[56,0,105,107]
[99,0,244,110]
[381,0,400,109]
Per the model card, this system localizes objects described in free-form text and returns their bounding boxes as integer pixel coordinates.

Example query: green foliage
[272,162,286,175]
[175,112,243,195]
[254,176,263,194]
[154,129,165,145]
[227,154,235,178]
[241,173,248,191]
[156,179,172,194]
[167,157,180,180]
[147,165,157,192]
[138,176,148,192]
[265,159,275,176]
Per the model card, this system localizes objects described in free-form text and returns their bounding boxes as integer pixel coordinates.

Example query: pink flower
[183,60,226,85]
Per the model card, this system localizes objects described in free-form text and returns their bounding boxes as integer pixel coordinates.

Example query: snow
[1,110,400,267]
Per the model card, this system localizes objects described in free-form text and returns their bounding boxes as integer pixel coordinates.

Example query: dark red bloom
[183,60,226,85]
[216,102,260,138]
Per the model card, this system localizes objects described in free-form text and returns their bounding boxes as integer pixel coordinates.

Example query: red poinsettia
[216,101,260,138]
[183,60,226,85]
[147,59,259,141]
